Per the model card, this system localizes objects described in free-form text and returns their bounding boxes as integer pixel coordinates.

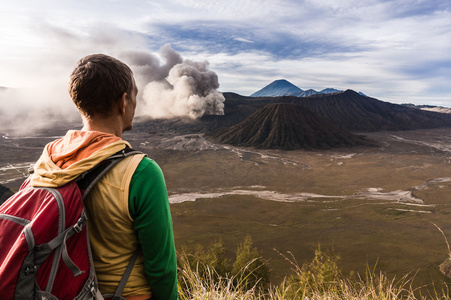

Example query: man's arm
[129,157,178,300]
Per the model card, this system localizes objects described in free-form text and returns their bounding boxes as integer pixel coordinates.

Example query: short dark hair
[68,54,134,119]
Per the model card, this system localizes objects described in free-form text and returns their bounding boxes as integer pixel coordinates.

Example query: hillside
[290,90,451,131]
[221,91,451,132]
[208,103,372,150]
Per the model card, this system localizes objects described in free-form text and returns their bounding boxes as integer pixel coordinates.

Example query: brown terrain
[2,91,451,290]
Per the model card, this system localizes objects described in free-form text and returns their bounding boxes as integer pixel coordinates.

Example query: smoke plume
[0,22,225,135]
[122,44,225,119]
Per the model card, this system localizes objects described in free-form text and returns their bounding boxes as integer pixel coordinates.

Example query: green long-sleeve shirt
[129,157,178,300]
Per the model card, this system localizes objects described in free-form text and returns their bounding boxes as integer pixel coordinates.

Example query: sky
[1,0,451,132]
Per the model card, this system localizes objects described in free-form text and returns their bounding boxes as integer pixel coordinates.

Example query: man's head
[68,54,136,122]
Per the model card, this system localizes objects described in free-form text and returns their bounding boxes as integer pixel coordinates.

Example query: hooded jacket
[31,130,178,300]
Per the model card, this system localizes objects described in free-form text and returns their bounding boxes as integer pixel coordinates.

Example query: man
[30,54,178,299]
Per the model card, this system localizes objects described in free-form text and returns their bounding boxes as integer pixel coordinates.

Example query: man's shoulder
[133,155,163,178]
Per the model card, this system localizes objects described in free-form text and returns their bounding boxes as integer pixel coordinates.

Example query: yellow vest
[84,153,151,296]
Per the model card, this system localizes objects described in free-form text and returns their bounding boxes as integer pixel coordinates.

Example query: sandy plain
[2,126,451,288]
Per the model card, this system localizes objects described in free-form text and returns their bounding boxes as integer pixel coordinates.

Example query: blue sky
[1,0,451,110]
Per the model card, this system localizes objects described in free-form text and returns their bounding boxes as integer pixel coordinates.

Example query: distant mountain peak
[250,79,302,97]
[269,79,300,88]
[272,79,296,85]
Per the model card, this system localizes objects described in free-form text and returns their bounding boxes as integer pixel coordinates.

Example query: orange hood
[30,130,130,187]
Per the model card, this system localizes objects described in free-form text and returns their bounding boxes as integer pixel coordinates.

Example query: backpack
[0,147,141,300]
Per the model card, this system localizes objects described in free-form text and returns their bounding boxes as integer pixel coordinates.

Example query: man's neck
[81,117,124,138]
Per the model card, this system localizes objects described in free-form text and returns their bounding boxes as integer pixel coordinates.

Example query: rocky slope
[208,103,372,150]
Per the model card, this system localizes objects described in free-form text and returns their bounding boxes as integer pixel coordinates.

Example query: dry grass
[177,246,451,300]
[177,251,259,300]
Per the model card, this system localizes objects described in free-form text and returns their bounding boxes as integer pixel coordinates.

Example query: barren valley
[3,125,451,288]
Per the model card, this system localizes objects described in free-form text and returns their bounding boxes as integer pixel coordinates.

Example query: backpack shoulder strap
[76,146,143,298]
[110,249,140,300]
[73,146,143,298]
[76,146,143,199]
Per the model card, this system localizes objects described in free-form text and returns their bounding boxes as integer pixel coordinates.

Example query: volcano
[208,103,372,150]
[250,79,302,97]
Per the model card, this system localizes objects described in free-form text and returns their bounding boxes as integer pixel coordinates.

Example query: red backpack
[0,147,140,300]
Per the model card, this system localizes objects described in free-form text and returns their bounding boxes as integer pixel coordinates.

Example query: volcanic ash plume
[125,45,225,119]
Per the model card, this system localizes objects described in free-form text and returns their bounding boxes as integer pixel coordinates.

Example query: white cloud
[234,37,255,43]
[0,0,450,120]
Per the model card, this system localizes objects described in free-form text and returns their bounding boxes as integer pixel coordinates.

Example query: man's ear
[118,92,127,115]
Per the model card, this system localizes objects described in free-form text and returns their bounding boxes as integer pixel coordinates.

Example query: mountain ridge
[219,90,451,132]
[284,90,451,131]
